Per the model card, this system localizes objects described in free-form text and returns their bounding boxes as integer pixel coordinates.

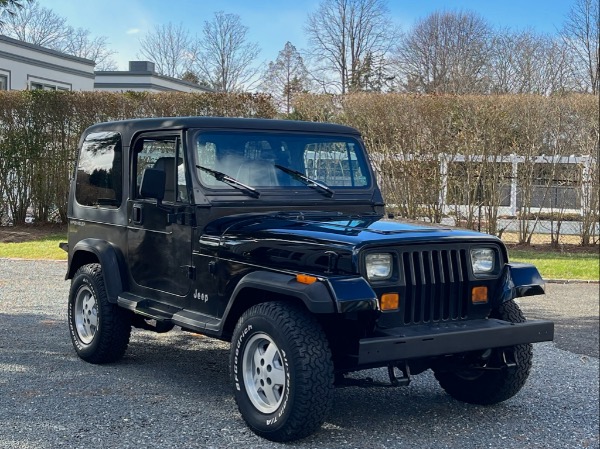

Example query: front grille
[400,248,470,325]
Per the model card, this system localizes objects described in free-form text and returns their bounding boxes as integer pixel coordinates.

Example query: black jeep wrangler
[62,117,553,441]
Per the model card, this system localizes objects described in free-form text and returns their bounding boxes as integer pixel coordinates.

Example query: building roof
[94,61,214,92]
[0,34,95,66]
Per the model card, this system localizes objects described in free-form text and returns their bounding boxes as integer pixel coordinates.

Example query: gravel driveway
[0,259,598,449]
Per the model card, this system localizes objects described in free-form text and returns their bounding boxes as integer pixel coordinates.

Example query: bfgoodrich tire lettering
[68,263,131,364]
[230,301,334,442]
[434,300,533,405]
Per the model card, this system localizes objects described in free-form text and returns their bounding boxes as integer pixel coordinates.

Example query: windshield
[193,131,370,192]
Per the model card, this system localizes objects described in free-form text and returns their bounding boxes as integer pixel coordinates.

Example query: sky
[45,0,574,71]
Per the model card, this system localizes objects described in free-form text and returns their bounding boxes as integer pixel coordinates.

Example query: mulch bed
[0,224,67,243]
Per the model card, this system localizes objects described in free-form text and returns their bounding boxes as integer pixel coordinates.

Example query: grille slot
[401,249,469,325]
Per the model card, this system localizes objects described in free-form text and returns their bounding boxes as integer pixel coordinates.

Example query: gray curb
[546,279,600,284]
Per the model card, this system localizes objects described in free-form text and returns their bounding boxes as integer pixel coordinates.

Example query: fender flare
[226,271,336,315]
[66,238,125,303]
[224,271,379,322]
[494,262,545,306]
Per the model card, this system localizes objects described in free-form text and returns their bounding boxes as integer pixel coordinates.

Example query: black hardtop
[81,116,362,147]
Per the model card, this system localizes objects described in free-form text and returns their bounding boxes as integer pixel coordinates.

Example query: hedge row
[0,90,597,244]
[293,93,599,245]
[0,90,276,223]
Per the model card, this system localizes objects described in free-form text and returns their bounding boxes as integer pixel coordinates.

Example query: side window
[75,131,122,208]
[134,136,187,203]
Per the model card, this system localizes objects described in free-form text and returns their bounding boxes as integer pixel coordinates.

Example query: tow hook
[472,347,518,371]
[388,363,411,386]
[488,347,518,370]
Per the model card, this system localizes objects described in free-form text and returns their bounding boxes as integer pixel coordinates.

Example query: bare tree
[305,0,398,94]
[1,0,68,47]
[488,31,517,94]
[543,38,577,93]
[260,42,310,113]
[0,0,29,28]
[181,70,199,84]
[561,0,599,94]
[1,1,117,69]
[490,29,576,94]
[137,22,195,78]
[192,11,260,92]
[65,28,117,71]
[393,10,492,94]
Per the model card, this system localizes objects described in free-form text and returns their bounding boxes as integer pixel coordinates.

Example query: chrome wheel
[74,285,98,345]
[242,333,286,414]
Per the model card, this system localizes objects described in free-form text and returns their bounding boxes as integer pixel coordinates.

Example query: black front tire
[230,301,334,442]
[68,263,131,364]
[434,300,533,405]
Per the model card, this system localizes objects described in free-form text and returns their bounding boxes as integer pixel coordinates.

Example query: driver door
[127,132,193,303]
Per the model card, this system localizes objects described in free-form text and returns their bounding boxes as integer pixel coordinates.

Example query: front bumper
[358,318,554,365]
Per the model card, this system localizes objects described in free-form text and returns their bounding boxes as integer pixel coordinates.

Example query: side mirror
[140,168,166,202]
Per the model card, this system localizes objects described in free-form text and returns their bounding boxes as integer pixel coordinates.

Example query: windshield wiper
[274,165,334,198]
[196,165,260,198]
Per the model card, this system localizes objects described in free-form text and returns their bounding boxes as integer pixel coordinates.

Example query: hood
[211,211,499,248]
[208,212,503,277]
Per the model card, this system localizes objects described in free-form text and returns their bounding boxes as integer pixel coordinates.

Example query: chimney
[128,61,156,73]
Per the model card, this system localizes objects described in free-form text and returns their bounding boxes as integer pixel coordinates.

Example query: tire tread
[231,301,334,442]
[69,263,131,364]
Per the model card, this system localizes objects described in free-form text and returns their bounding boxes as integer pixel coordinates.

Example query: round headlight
[366,253,393,280]
[470,248,495,274]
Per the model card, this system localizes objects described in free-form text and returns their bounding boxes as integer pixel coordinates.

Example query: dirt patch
[0,224,67,243]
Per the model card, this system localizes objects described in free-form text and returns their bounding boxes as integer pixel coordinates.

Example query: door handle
[132,204,143,224]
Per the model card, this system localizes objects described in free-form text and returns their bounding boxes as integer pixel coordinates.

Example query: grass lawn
[509,248,599,281]
[0,234,67,260]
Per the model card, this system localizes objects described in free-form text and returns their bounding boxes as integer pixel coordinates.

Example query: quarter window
[75,132,122,208]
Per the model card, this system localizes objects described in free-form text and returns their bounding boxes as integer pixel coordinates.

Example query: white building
[94,61,212,93]
[0,35,95,91]
[0,35,212,93]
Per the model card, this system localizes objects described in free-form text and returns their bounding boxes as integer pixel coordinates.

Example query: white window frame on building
[28,75,71,91]
[0,72,8,90]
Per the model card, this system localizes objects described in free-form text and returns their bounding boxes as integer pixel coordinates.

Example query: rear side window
[75,131,122,208]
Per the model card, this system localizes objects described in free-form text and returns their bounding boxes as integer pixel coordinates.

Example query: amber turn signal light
[296,274,317,285]
[380,293,399,311]
[471,286,488,304]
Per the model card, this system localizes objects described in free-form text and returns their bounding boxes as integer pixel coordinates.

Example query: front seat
[153,157,176,202]
[236,152,279,186]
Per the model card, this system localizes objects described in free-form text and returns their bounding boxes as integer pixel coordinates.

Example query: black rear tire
[230,301,334,442]
[68,263,131,364]
[434,300,533,405]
